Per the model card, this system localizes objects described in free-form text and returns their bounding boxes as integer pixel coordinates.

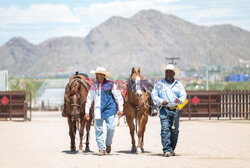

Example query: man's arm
[112,84,124,116]
[151,82,166,106]
[178,82,187,105]
[85,88,94,120]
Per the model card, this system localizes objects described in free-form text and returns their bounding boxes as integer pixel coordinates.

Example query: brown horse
[124,67,151,154]
[64,74,93,152]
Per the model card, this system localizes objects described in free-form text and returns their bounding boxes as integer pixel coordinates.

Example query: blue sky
[0,0,249,45]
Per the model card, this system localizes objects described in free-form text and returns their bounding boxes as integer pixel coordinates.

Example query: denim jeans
[159,107,179,153]
[95,115,115,150]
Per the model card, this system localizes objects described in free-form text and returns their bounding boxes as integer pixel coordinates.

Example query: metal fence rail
[221,90,249,119]
[180,90,250,120]
[0,91,32,121]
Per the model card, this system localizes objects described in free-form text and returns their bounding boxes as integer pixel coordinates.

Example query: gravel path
[0,112,250,168]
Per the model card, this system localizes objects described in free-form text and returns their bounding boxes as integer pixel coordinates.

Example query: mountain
[1,9,250,78]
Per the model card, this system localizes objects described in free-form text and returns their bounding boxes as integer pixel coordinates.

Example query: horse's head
[128,67,145,98]
[67,80,82,120]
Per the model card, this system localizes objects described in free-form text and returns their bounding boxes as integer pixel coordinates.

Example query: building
[0,70,8,91]
[34,79,68,108]
[225,74,250,82]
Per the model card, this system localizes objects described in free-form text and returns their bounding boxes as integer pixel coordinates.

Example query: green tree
[9,78,22,91]
[223,82,250,90]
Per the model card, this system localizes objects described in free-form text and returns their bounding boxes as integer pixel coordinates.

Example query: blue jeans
[159,108,179,153]
[95,115,115,150]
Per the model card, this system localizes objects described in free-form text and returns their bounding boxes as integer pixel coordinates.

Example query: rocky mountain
[0,9,250,78]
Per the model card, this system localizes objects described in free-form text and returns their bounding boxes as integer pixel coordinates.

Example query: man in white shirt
[151,64,187,157]
[85,67,124,156]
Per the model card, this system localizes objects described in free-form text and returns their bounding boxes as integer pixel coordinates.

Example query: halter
[126,74,152,133]
[64,78,89,118]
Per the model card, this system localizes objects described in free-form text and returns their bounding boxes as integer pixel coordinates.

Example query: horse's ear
[137,67,141,74]
[131,67,136,76]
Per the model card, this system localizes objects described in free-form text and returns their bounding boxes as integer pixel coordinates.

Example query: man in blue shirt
[85,67,124,156]
[151,64,187,157]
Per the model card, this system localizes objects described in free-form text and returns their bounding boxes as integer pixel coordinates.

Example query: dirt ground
[0,112,250,168]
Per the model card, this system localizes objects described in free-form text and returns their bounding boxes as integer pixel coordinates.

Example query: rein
[64,78,90,115]
[65,77,91,142]
[126,76,152,133]
[127,95,149,134]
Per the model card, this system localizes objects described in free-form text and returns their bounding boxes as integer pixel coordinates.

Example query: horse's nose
[72,110,80,119]
[136,93,142,98]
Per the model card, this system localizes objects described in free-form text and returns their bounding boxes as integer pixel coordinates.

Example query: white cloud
[0,4,79,24]
[0,0,249,45]
[73,0,180,28]
[188,7,236,22]
[73,0,242,31]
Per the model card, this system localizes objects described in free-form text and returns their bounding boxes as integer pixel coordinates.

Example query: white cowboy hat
[162,64,179,75]
[90,67,110,78]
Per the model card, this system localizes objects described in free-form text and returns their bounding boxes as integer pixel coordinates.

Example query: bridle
[64,78,89,118]
[69,93,84,112]
[126,73,154,107]
[126,73,153,133]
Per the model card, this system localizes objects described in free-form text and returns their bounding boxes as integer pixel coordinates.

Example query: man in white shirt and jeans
[151,64,187,157]
[85,67,124,156]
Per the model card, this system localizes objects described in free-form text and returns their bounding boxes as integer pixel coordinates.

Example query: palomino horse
[64,74,93,152]
[124,67,152,154]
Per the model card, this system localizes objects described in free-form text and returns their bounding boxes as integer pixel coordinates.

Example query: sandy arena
[0,112,250,168]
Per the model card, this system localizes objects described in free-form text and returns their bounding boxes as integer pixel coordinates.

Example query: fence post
[217,91,220,120]
[225,90,228,118]
[30,92,32,121]
[244,106,247,120]
[232,90,235,118]
[229,91,232,120]
[209,94,211,120]
[10,92,12,121]
[247,90,249,120]
[188,94,191,120]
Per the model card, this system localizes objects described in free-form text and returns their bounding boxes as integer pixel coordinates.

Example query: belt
[166,106,178,111]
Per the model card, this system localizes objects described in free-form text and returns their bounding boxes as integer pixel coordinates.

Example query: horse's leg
[73,120,77,150]
[85,118,92,152]
[137,112,148,154]
[79,118,85,151]
[117,115,120,126]
[68,118,76,151]
[141,113,148,153]
[126,115,136,153]
[124,116,127,125]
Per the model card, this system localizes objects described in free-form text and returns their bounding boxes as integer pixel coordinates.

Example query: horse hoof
[85,147,90,152]
[137,148,142,154]
[131,147,137,153]
[70,148,76,152]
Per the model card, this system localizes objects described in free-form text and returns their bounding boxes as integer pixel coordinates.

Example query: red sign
[192,96,200,105]
[1,96,9,105]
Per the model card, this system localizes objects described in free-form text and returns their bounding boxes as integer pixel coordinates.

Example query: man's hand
[118,111,124,118]
[85,113,90,121]
[174,98,180,104]
[162,101,168,106]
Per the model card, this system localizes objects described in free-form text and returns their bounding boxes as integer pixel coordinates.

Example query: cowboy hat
[162,64,179,75]
[90,67,110,78]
